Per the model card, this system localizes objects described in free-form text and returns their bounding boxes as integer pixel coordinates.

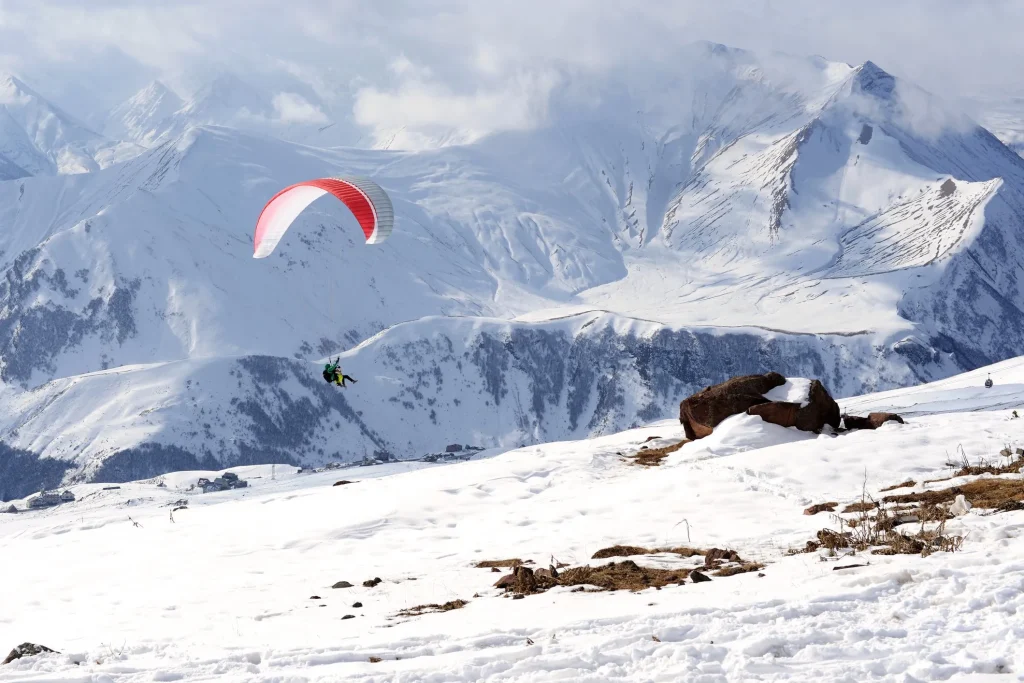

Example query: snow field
[2,366,1024,681]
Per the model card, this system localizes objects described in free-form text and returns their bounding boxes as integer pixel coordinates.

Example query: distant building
[3,504,17,514]
[221,472,239,481]
[60,490,75,502]
[27,491,62,509]
[445,444,463,453]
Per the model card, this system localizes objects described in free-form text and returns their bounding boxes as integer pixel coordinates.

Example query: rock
[333,480,353,486]
[512,594,525,600]
[332,581,353,589]
[494,574,515,589]
[512,565,538,594]
[310,595,321,600]
[342,614,355,620]
[804,502,838,515]
[3,643,58,665]
[534,568,554,580]
[747,401,800,428]
[352,602,363,608]
[363,577,382,588]
[690,571,711,583]
[868,412,904,429]
[797,381,841,432]
[843,412,904,431]
[702,548,741,568]
[949,494,972,516]
[842,414,873,430]
[491,567,500,573]
[679,372,786,439]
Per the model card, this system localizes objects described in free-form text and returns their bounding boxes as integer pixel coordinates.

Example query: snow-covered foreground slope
[5,44,1024,494]
[2,366,1023,681]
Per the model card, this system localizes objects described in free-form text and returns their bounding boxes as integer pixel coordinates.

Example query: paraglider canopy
[253,176,394,258]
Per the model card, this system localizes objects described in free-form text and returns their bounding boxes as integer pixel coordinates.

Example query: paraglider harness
[323,358,357,387]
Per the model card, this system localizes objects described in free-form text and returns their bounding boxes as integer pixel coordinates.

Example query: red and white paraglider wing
[253,176,394,258]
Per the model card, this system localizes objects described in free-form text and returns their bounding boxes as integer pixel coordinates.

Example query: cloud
[1,0,1022,138]
[353,64,561,148]
[271,92,328,125]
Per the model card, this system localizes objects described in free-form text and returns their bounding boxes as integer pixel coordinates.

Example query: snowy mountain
[0,75,142,176]
[103,81,184,147]
[2,359,1023,680]
[3,44,1024,497]
[104,73,356,149]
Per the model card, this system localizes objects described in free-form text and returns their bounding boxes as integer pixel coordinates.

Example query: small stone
[512,594,525,600]
[342,614,356,620]
[690,570,712,583]
[363,577,383,588]
[352,602,363,608]
[332,581,353,589]
[310,595,321,600]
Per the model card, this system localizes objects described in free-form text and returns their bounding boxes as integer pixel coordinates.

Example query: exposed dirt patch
[880,480,916,492]
[626,439,689,466]
[397,599,468,617]
[842,501,877,513]
[804,502,838,515]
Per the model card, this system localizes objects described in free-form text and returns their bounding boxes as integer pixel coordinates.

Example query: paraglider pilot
[323,358,358,387]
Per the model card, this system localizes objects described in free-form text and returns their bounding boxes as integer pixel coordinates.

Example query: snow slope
[4,45,1024,492]
[1,362,1022,681]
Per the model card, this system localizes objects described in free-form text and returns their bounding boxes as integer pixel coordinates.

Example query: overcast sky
[0,0,1020,127]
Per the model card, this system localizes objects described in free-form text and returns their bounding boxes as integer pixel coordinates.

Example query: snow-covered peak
[850,60,897,100]
[0,73,141,175]
[104,80,184,147]
[180,72,275,121]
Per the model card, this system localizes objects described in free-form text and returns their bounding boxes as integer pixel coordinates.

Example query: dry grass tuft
[397,599,468,617]
[592,545,654,559]
[842,501,877,514]
[713,562,765,577]
[880,479,916,492]
[626,439,689,466]
[883,478,1024,510]
[475,559,529,569]
[557,561,690,591]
